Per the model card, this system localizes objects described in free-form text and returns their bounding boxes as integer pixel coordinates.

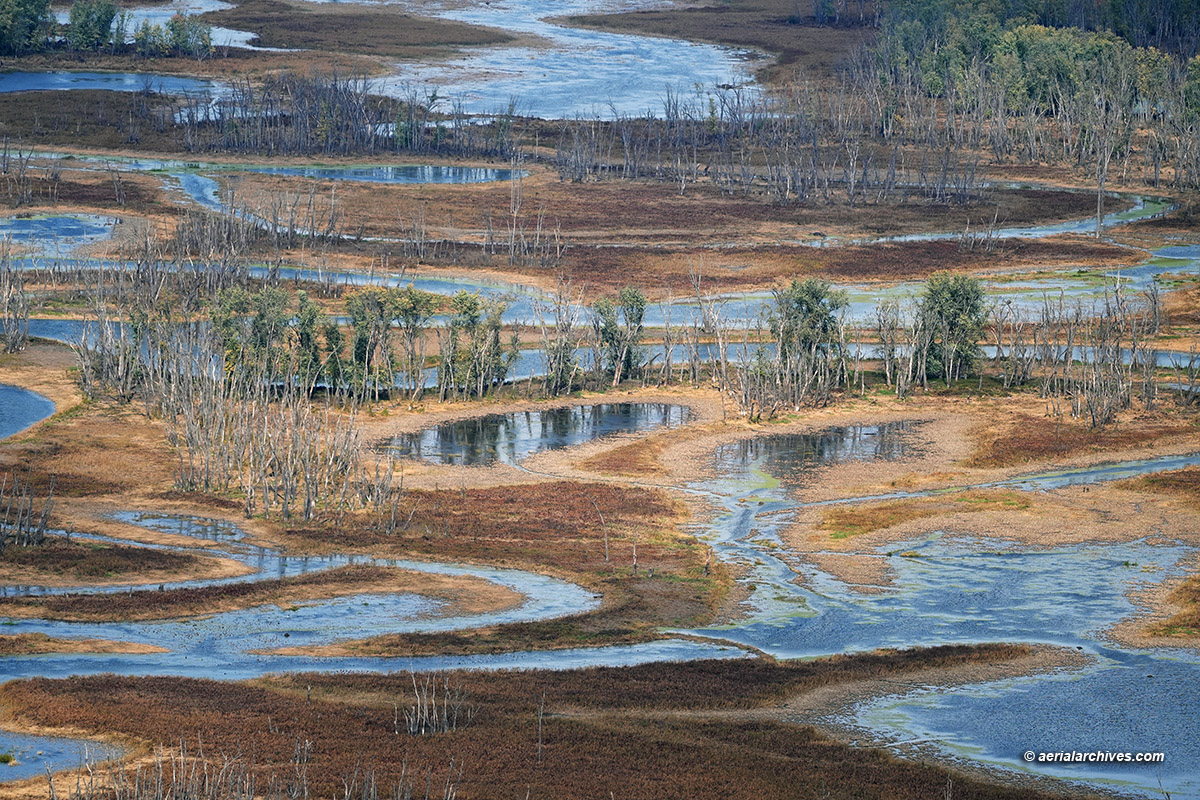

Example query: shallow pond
[233,164,519,184]
[0,71,219,96]
[0,384,55,441]
[0,214,116,256]
[0,730,121,784]
[389,402,693,465]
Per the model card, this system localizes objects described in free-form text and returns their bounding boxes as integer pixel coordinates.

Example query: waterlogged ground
[0,72,219,96]
[3,384,1199,794]
[0,493,742,776]
[12,187,1186,336]
[678,424,1200,799]
[0,730,121,784]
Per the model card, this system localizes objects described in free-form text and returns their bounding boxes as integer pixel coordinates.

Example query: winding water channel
[2,122,1198,798]
[1,396,1198,796]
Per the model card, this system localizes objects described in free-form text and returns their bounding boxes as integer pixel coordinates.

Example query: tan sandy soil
[0,634,167,656]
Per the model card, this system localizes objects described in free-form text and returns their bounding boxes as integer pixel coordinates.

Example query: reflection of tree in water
[389,404,693,466]
[715,422,917,486]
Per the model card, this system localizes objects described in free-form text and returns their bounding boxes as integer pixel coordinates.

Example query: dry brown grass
[564,0,875,85]
[1126,467,1200,507]
[576,436,669,476]
[241,171,1112,244]
[0,536,196,583]
[1151,575,1200,637]
[0,91,188,152]
[819,491,1032,539]
[4,45,383,81]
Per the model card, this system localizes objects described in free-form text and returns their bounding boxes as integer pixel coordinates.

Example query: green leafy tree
[166,12,211,59]
[132,19,169,57]
[389,286,438,399]
[292,291,324,390]
[0,0,50,55]
[592,286,646,387]
[919,272,986,385]
[439,291,513,400]
[770,278,847,360]
[66,0,115,51]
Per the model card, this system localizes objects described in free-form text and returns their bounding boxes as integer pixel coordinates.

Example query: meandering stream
[2,401,1198,796]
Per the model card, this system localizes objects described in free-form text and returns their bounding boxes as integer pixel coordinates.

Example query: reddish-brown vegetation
[279,482,717,653]
[0,645,1074,800]
[968,414,1193,467]
[200,0,514,58]
[0,536,196,580]
[288,482,683,569]
[564,0,875,85]
[0,564,408,621]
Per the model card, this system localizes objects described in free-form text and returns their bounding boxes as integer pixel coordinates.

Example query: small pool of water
[237,164,518,184]
[389,402,694,465]
[0,384,55,441]
[0,214,116,256]
[0,730,121,784]
[0,71,219,96]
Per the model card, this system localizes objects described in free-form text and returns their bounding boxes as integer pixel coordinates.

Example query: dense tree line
[884,0,1200,59]
[0,0,50,55]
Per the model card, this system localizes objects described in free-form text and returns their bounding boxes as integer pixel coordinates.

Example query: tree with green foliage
[321,320,347,394]
[210,287,292,385]
[132,18,169,57]
[438,291,514,400]
[389,286,438,400]
[345,288,397,402]
[292,291,324,391]
[166,12,211,59]
[66,0,115,51]
[592,286,646,387]
[771,278,846,359]
[0,0,50,55]
[919,272,986,386]
[766,277,848,408]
